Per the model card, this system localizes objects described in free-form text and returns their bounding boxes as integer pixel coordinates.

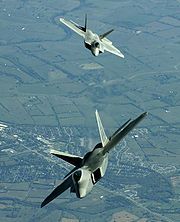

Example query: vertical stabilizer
[95,110,109,147]
[84,14,87,32]
[80,14,87,32]
[99,29,114,40]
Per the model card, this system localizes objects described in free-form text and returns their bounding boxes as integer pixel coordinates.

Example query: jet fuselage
[84,29,103,56]
[72,147,108,198]
[71,131,124,199]
[41,111,147,207]
[70,112,148,199]
[59,16,125,57]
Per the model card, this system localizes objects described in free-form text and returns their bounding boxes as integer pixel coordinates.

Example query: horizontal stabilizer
[99,29,114,39]
[41,175,72,208]
[50,150,83,167]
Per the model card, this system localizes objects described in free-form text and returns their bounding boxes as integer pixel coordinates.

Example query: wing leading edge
[41,175,73,208]
[103,112,147,154]
[102,39,124,58]
[60,18,85,38]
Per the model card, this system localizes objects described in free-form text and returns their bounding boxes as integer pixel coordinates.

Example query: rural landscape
[0,0,180,221]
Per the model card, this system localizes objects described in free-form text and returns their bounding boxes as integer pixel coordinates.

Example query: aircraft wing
[102,39,124,58]
[60,18,85,38]
[103,112,147,154]
[41,175,73,208]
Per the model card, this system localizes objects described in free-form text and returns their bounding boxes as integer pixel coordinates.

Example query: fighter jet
[60,15,124,57]
[41,110,147,208]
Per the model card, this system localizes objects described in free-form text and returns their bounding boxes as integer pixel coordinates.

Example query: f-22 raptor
[60,15,124,58]
[41,110,147,207]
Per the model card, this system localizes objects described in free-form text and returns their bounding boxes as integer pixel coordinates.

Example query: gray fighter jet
[60,15,124,57]
[41,110,147,207]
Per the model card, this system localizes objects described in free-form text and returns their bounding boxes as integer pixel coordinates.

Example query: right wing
[60,18,85,38]
[102,39,125,58]
[41,175,73,208]
[103,112,147,154]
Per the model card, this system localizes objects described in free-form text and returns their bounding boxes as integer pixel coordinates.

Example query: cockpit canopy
[93,142,103,150]
[91,41,100,48]
[73,170,82,183]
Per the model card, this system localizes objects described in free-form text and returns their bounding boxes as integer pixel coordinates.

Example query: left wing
[41,175,73,208]
[60,18,85,38]
[102,38,124,58]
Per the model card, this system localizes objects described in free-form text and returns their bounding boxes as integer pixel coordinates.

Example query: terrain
[0,0,180,221]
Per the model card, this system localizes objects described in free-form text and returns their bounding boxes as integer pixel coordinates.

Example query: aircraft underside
[41,111,147,207]
[84,42,103,56]
[70,167,102,198]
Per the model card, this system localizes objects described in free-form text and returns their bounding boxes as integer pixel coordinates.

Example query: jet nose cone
[143,112,148,116]
[79,189,86,198]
